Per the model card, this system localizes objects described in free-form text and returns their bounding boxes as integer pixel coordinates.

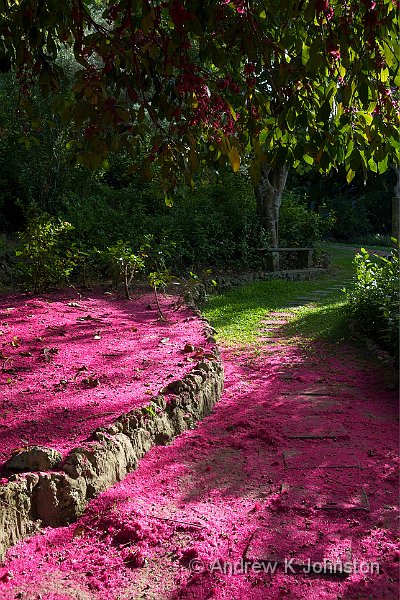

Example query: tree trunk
[392,165,400,241]
[255,164,289,248]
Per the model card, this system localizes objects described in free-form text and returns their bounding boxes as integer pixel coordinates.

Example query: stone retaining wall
[0,320,224,559]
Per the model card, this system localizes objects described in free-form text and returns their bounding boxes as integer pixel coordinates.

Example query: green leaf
[228,146,240,172]
[377,154,389,174]
[316,101,332,125]
[259,129,269,145]
[301,43,310,66]
[358,81,369,106]
[345,140,354,159]
[350,149,361,172]
[227,102,237,122]
[286,107,296,131]
[379,68,389,83]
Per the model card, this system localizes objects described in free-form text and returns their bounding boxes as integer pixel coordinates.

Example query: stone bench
[257,247,314,271]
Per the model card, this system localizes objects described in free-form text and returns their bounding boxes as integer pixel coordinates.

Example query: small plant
[143,401,158,418]
[147,269,173,321]
[105,241,145,299]
[140,235,176,320]
[68,244,94,288]
[16,213,76,292]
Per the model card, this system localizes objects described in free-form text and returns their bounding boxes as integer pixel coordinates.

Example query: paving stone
[280,483,369,512]
[283,420,349,439]
[260,337,289,344]
[245,526,353,577]
[280,401,343,415]
[277,394,338,408]
[316,488,370,512]
[363,411,399,424]
[286,385,332,396]
[261,345,287,352]
[310,290,331,295]
[283,448,361,470]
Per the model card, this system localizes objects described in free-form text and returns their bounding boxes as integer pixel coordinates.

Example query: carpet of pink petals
[0,290,212,469]
[0,317,398,599]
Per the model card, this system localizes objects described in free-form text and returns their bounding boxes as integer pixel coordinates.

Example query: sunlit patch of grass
[281,299,348,343]
[202,244,357,346]
[202,280,349,345]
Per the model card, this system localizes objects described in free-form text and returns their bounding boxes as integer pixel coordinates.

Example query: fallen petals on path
[0,321,398,599]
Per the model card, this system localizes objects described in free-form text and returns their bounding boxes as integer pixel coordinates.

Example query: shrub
[323,194,373,241]
[346,241,399,357]
[279,191,331,247]
[16,213,76,291]
[61,187,148,249]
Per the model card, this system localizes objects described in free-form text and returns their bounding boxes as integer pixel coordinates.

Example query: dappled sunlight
[1,333,398,599]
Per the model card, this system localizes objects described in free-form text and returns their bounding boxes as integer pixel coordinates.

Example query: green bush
[5,157,340,285]
[346,242,399,357]
[61,187,148,249]
[323,194,373,241]
[16,213,77,291]
[61,168,258,271]
[279,191,332,247]
[286,168,393,242]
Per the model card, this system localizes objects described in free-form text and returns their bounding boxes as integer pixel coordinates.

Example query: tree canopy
[0,0,399,196]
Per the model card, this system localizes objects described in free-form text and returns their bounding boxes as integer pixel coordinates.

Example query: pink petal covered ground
[1,331,398,599]
[0,290,214,469]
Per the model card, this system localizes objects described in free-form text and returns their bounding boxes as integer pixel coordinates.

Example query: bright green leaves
[379,68,390,83]
[286,107,296,131]
[301,43,310,67]
[164,195,174,208]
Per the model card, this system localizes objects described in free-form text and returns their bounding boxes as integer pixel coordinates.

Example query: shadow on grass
[281,301,349,343]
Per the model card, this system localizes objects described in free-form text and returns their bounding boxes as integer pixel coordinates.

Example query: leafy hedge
[279,191,332,247]
[3,162,334,291]
[346,242,399,358]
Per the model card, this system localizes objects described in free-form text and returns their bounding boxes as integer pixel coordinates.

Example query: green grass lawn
[202,243,360,346]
